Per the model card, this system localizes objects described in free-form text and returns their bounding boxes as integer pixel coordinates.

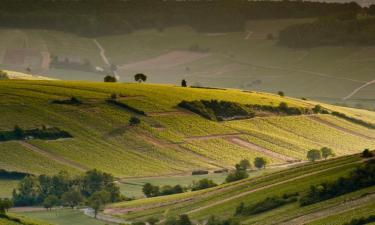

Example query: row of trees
[104,73,147,83]
[0,0,361,36]
[0,125,72,142]
[306,147,335,162]
[12,169,122,217]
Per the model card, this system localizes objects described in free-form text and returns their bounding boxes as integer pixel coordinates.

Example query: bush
[104,75,117,82]
[343,215,375,225]
[191,179,217,191]
[179,100,254,121]
[0,70,9,80]
[52,97,82,105]
[129,117,141,126]
[192,170,208,175]
[362,149,373,158]
[106,99,146,115]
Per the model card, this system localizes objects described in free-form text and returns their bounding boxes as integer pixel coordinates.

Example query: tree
[88,191,110,218]
[134,73,147,83]
[129,117,141,126]
[104,75,117,82]
[0,70,8,80]
[307,149,321,162]
[278,91,285,97]
[226,159,249,183]
[239,159,251,170]
[191,179,217,191]
[313,105,323,113]
[62,190,83,209]
[362,149,373,158]
[43,195,59,211]
[254,157,267,169]
[14,125,25,139]
[0,198,13,214]
[142,183,159,197]
[321,147,334,160]
[178,214,192,225]
[181,79,187,87]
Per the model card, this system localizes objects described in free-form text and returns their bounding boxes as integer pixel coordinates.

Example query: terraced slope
[105,154,375,225]
[0,80,374,178]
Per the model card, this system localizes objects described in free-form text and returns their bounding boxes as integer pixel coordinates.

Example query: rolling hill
[1,18,374,110]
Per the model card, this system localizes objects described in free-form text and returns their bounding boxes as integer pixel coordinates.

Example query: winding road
[343,79,375,100]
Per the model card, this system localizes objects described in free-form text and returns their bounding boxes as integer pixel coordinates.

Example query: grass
[0,179,20,198]
[108,154,363,221]
[16,209,115,225]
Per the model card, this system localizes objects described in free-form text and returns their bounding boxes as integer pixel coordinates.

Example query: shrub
[0,70,9,80]
[307,149,321,162]
[106,99,146,115]
[278,91,284,97]
[52,97,82,105]
[129,117,141,126]
[362,149,373,158]
[254,157,267,169]
[104,75,117,82]
[191,179,217,191]
[192,170,208,175]
[343,215,375,225]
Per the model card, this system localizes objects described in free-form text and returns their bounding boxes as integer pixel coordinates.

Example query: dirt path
[184,133,243,141]
[19,141,87,171]
[343,79,375,100]
[279,193,375,225]
[308,116,375,141]
[93,39,118,77]
[183,158,372,216]
[82,208,126,224]
[226,137,298,162]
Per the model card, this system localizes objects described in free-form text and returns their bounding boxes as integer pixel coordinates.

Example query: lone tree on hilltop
[254,157,267,169]
[321,147,334,160]
[104,75,117,82]
[181,79,187,87]
[278,91,285,97]
[307,149,321,162]
[362,149,373,158]
[134,73,147,83]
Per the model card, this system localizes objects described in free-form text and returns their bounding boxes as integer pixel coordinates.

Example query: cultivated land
[0,79,374,224]
[1,18,374,108]
[105,154,375,225]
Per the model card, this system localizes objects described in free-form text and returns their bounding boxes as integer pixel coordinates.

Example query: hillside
[0,79,374,179]
[1,18,375,109]
[104,154,375,225]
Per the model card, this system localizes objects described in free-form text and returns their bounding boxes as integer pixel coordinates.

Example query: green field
[106,154,375,225]
[0,18,374,108]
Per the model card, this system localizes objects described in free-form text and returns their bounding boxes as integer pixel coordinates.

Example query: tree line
[0,0,361,37]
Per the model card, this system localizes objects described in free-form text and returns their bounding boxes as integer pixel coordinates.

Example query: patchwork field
[1,18,374,108]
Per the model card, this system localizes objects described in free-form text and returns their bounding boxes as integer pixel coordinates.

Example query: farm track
[343,79,375,100]
[308,116,375,141]
[19,141,87,171]
[226,137,298,162]
[279,193,375,225]
[183,157,373,217]
[107,157,371,218]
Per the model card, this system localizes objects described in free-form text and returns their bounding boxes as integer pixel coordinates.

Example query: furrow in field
[279,193,375,225]
[308,116,375,141]
[19,141,87,171]
[184,133,243,141]
[226,137,298,162]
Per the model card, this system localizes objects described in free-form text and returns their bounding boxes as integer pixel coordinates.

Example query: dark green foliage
[254,157,267,169]
[104,75,117,82]
[321,147,335,159]
[226,160,249,183]
[331,111,375,129]
[129,117,141,126]
[0,1,359,37]
[179,100,254,121]
[106,99,146,115]
[181,79,187,87]
[277,91,284,97]
[362,149,374,158]
[0,170,29,179]
[300,160,375,206]
[12,169,121,207]
[0,198,13,214]
[307,149,322,162]
[178,214,191,225]
[247,103,312,116]
[0,126,72,142]
[192,170,209,175]
[43,195,60,210]
[191,179,218,191]
[142,183,183,197]
[0,70,8,80]
[52,96,82,105]
[235,193,298,216]
[343,215,375,225]
[88,190,111,218]
[279,16,375,48]
[134,73,147,83]
[239,159,251,170]
[206,215,239,225]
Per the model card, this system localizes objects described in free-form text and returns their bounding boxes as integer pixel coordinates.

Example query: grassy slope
[0,80,374,179]
[107,154,374,225]
[0,18,374,107]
